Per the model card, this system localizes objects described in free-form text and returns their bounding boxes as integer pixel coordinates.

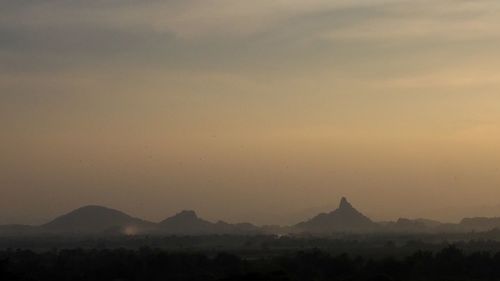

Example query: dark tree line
[2,245,500,281]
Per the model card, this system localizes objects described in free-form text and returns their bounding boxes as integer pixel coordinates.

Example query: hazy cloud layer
[3,0,499,71]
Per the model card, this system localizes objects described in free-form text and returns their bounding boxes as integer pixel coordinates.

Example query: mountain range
[2,197,500,236]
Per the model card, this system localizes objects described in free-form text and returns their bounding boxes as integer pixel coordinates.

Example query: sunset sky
[1,0,500,225]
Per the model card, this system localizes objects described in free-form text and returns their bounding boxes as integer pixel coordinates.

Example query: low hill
[41,205,154,234]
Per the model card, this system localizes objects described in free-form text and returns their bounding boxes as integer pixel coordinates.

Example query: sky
[1,0,500,225]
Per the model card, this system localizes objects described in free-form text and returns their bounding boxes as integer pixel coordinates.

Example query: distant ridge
[4,199,500,236]
[158,210,261,235]
[460,217,500,232]
[294,197,379,233]
[0,224,37,236]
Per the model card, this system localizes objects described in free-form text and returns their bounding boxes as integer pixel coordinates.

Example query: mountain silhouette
[5,200,500,236]
[294,197,378,233]
[157,210,261,235]
[41,205,154,234]
[158,210,214,234]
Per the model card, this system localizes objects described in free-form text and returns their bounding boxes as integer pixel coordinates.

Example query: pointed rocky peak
[335,197,368,218]
[295,197,377,233]
[339,197,353,210]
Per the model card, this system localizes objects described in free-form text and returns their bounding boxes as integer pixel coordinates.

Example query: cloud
[1,0,500,78]
[319,1,500,42]
[0,0,395,37]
